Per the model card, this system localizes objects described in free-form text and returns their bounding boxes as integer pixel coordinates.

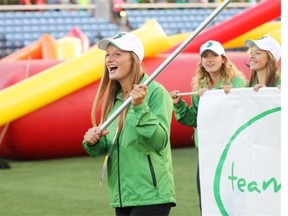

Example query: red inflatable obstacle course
[0,0,281,160]
[0,82,97,160]
[0,60,62,89]
[0,52,250,160]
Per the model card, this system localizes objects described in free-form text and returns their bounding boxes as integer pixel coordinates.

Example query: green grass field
[0,147,200,216]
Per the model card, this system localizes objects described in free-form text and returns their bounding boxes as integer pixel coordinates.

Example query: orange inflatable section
[41,34,58,59]
[0,34,58,62]
[0,40,42,62]
[0,27,89,62]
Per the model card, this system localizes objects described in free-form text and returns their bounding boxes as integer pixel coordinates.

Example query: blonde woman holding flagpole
[82,32,176,216]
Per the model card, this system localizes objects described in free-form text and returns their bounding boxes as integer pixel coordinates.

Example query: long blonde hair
[91,52,144,132]
[248,51,281,87]
[192,55,245,90]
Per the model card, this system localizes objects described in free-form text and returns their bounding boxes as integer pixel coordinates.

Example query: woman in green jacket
[245,35,281,90]
[170,40,247,213]
[82,32,176,216]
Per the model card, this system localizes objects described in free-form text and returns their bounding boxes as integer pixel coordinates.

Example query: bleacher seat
[0,33,5,41]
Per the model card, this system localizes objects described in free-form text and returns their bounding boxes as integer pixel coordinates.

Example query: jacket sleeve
[130,86,173,152]
[82,137,107,157]
[173,95,198,128]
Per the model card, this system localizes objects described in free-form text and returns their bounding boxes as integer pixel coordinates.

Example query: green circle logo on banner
[213,106,281,215]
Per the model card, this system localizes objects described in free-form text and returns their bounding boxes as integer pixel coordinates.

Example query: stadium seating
[0,10,119,58]
[0,8,246,58]
[126,8,245,35]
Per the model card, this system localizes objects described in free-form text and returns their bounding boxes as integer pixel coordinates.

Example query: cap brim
[98,39,112,50]
[200,49,224,56]
[245,39,256,48]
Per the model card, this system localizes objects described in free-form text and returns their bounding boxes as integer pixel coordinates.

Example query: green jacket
[251,73,281,87]
[173,76,247,147]
[83,74,176,208]
[275,74,281,86]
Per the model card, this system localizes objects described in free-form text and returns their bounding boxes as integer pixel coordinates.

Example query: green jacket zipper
[117,138,122,207]
[147,154,157,187]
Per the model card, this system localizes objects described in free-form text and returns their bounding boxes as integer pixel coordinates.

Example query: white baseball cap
[200,40,225,56]
[245,35,281,62]
[98,32,144,62]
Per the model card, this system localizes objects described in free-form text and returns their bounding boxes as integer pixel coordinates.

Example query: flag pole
[99,0,231,130]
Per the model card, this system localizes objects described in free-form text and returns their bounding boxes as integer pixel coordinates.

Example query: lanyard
[99,126,119,186]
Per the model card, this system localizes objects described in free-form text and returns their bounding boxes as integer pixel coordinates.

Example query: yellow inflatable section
[56,37,83,60]
[223,21,281,48]
[0,20,172,126]
[266,29,281,44]
[132,19,173,57]
[167,21,281,48]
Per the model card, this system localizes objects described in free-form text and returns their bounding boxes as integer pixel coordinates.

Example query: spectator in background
[187,0,208,2]
[78,0,90,6]
[20,0,46,11]
[138,0,157,3]
[46,0,86,11]
[46,0,60,3]
[46,0,75,4]
[125,0,139,2]
[112,0,125,14]
[77,0,91,10]
[20,0,46,4]
[112,0,125,21]
[0,0,19,4]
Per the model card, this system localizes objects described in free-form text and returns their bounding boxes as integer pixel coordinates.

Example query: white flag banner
[198,88,281,216]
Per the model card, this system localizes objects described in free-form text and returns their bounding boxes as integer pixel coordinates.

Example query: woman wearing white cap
[245,35,281,91]
[82,32,176,216]
[170,40,247,212]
